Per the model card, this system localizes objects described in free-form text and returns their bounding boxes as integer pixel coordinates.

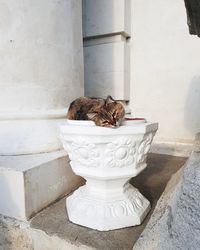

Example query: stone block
[84,41,130,100]
[0,151,83,220]
[83,0,131,38]
[194,133,200,152]
[0,118,67,155]
[134,147,200,250]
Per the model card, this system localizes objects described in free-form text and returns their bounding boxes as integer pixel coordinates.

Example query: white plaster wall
[0,0,84,155]
[84,40,130,100]
[130,0,200,145]
[0,0,83,112]
[83,0,131,100]
[83,0,131,38]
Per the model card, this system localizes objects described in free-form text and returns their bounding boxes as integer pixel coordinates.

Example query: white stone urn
[60,119,158,231]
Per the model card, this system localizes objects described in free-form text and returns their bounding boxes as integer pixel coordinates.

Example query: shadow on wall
[184,77,200,138]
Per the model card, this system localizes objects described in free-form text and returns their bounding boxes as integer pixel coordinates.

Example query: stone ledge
[0,151,84,220]
[133,165,184,250]
[150,141,193,157]
[194,133,200,152]
[0,215,92,250]
[134,136,200,250]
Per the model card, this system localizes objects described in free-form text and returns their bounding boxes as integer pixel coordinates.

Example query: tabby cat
[67,96,125,127]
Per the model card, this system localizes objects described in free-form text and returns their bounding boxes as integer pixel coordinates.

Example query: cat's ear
[87,112,97,120]
[105,95,115,105]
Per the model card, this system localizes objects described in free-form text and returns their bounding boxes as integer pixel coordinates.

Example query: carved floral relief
[105,137,136,168]
[60,121,158,230]
[61,136,100,167]
[68,184,147,219]
[137,133,153,164]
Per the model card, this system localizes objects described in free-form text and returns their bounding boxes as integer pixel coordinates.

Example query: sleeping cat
[67,96,125,127]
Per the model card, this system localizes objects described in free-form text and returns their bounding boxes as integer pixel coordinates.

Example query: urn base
[66,183,150,231]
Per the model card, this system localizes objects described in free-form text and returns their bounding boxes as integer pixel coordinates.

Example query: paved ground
[30,153,187,250]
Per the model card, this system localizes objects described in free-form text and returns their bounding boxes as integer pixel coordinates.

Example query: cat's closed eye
[101,121,114,127]
[102,121,110,126]
[112,111,116,117]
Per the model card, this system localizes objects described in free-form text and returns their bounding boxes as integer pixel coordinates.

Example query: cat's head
[87,109,117,127]
[105,96,125,125]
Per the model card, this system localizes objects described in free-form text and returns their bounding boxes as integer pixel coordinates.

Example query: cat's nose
[116,121,120,127]
[111,124,118,129]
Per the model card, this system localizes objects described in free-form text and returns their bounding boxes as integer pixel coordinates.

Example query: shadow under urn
[60,119,158,231]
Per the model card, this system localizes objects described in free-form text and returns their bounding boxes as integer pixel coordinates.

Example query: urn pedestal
[60,120,158,231]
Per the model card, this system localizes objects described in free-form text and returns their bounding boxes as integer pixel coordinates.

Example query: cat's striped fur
[67,96,125,127]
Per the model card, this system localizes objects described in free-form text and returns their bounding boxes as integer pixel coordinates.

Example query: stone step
[0,150,84,220]
[0,153,187,250]
[134,135,200,250]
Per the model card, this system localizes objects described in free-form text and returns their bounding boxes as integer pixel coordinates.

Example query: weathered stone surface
[194,133,200,152]
[0,216,33,250]
[134,137,200,250]
[0,215,92,250]
[133,167,184,250]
